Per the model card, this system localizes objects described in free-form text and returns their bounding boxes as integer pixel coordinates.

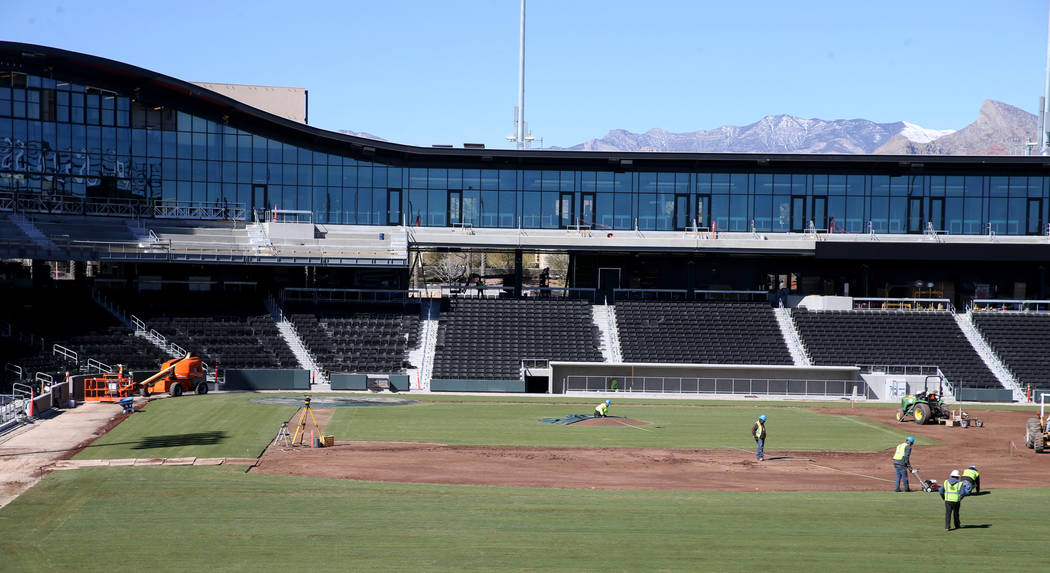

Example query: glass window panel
[447,169,462,190]
[946,197,964,234]
[282,164,296,185]
[267,139,281,163]
[753,195,772,231]
[497,169,515,190]
[637,193,657,230]
[1010,176,1028,197]
[846,175,865,196]
[207,160,221,182]
[358,165,373,187]
[656,193,675,230]
[499,191,517,227]
[580,171,596,192]
[989,176,1008,197]
[328,165,341,185]
[480,190,498,227]
[387,166,402,188]
[298,147,313,164]
[613,194,632,229]
[408,190,427,226]
[988,198,1007,233]
[298,164,311,186]
[523,170,541,191]
[889,197,907,233]
[342,166,357,187]
[638,172,657,193]
[540,170,559,190]
[463,169,481,190]
[522,192,541,227]
[427,189,445,226]
[869,195,888,232]
[1008,197,1025,234]
[407,168,426,188]
[424,168,444,190]
[845,197,864,233]
[313,165,326,186]
[223,161,236,182]
[729,195,748,231]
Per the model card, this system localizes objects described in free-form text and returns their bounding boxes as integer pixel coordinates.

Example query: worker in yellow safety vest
[961,465,980,495]
[940,469,967,532]
[892,436,914,492]
[594,400,611,418]
[751,415,767,461]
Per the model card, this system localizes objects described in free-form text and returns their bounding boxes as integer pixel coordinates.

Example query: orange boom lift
[83,354,208,402]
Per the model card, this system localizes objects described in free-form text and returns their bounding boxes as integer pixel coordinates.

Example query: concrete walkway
[0,402,125,509]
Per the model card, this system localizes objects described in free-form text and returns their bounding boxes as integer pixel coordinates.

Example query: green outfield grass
[72,394,298,460]
[71,393,931,459]
[0,467,1043,572]
[324,398,927,451]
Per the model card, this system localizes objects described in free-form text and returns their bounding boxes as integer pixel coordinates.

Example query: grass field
[72,393,930,459]
[13,393,1039,571]
[73,394,298,460]
[324,399,925,450]
[0,467,1044,572]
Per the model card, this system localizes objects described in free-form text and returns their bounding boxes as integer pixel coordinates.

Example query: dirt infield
[254,406,1046,492]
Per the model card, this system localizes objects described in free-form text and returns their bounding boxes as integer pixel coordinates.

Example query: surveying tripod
[291,395,323,446]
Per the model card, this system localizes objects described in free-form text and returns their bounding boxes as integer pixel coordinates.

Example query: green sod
[0,467,1043,572]
[72,394,298,460]
[70,394,929,459]
[325,400,929,451]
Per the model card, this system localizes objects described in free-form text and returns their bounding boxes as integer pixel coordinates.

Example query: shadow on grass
[130,431,227,450]
[960,524,992,529]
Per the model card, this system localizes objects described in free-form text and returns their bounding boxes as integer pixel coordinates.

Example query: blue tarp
[538,413,596,425]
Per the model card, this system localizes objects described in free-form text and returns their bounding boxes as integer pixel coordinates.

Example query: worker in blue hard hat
[751,415,768,461]
[892,436,916,492]
[594,399,611,418]
[961,465,980,495]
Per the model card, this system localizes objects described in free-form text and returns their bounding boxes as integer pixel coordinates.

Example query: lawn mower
[909,468,938,493]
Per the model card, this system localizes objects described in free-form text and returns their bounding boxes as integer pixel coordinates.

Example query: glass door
[907,197,923,233]
[790,196,805,232]
[251,184,268,221]
[811,196,827,230]
[448,190,462,227]
[674,194,690,230]
[559,192,574,228]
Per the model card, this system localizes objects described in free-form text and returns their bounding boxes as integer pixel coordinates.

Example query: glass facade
[2,69,1049,235]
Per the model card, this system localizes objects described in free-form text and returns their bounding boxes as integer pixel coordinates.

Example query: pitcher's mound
[575,417,651,427]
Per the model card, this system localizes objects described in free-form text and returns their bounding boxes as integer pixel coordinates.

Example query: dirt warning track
[253,406,1045,492]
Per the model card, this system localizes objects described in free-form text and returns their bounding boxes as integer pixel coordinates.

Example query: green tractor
[896,376,951,425]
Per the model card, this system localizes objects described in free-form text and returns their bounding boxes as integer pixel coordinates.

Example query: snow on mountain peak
[900,121,954,144]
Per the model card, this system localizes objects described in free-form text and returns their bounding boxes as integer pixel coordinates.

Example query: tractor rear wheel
[170,383,183,397]
[1035,433,1046,453]
[196,382,208,395]
[1026,419,1041,449]
[914,403,931,425]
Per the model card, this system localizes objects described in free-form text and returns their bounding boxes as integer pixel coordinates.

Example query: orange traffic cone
[26,395,34,418]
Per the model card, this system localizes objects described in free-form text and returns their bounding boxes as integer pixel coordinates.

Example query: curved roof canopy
[3,41,1048,175]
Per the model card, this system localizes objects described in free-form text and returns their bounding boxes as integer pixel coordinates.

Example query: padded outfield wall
[551,362,866,398]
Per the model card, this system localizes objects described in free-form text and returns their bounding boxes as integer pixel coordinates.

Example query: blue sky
[2,1,1047,148]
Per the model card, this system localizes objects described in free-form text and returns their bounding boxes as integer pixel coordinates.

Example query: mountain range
[561,100,1037,155]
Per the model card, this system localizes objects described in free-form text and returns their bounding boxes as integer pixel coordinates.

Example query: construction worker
[961,465,980,495]
[751,415,767,461]
[892,436,915,492]
[940,469,967,532]
[594,399,611,418]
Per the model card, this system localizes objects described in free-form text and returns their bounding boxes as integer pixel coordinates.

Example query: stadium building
[1,42,1049,410]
